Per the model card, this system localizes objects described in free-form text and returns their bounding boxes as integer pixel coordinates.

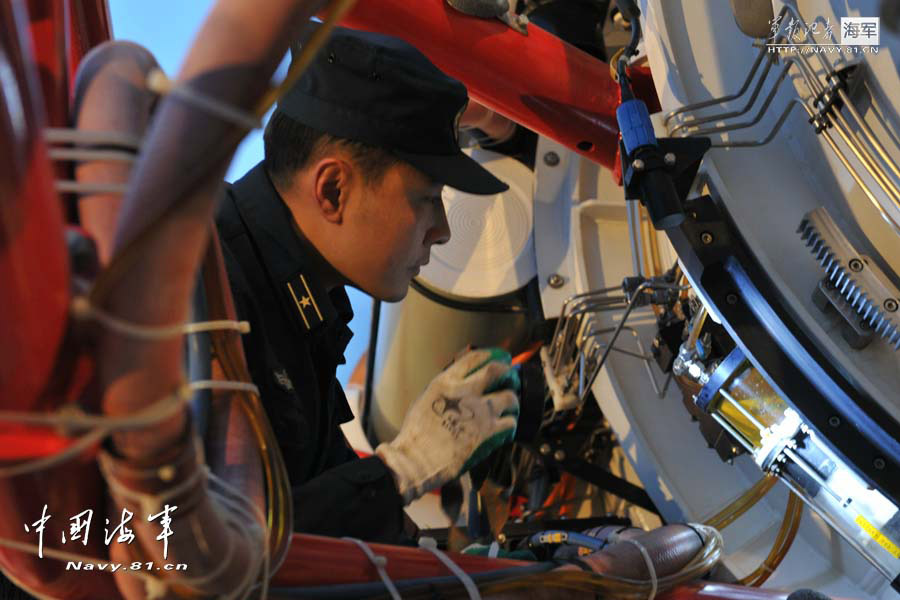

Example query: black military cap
[275,26,508,195]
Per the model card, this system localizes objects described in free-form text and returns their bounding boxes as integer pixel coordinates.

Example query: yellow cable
[254,0,358,117]
[705,474,778,531]
[739,492,803,586]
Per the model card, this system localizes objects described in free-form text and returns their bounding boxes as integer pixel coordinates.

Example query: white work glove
[540,346,579,412]
[375,348,520,505]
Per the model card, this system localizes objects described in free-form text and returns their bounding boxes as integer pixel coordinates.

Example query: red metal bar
[342,0,660,170]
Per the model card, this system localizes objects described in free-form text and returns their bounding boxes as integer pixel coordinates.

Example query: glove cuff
[375,441,432,506]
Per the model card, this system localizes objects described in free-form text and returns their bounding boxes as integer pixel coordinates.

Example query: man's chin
[381,286,410,303]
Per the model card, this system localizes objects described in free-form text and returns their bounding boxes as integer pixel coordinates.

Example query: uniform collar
[229,162,353,335]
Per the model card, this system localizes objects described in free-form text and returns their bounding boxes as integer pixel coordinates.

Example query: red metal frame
[342,0,660,170]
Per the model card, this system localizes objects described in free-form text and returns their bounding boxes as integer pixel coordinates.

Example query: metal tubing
[684,63,791,138]
[719,388,766,431]
[664,44,769,126]
[710,412,756,454]
[578,281,651,405]
[670,56,777,136]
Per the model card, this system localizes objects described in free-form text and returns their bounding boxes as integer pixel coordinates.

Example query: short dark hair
[263,111,400,189]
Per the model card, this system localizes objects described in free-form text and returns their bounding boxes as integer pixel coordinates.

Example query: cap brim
[393,149,509,195]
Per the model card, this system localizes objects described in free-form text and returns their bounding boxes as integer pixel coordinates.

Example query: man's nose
[426,201,451,246]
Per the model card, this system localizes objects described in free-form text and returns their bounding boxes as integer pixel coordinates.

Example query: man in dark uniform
[215,27,520,543]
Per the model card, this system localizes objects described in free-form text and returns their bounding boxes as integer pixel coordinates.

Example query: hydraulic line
[704,475,778,531]
[739,492,804,587]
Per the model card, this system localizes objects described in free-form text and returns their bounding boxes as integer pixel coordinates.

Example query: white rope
[71,296,251,340]
[343,537,402,600]
[417,537,481,600]
[208,471,270,600]
[147,68,261,131]
[56,180,129,195]
[0,380,257,432]
[49,147,136,163]
[44,127,143,151]
[609,531,658,600]
[0,380,258,479]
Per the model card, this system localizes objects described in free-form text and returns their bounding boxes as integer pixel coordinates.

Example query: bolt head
[884,298,898,313]
[539,443,551,455]
[553,449,566,462]
[497,533,507,543]
[828,415,841,428]
[873,457,886,470]
[849,258,864,272]
[664,152,676,166]
[700,231,714,245]
[548,274,565,288]
[726,293,738,305]
[543,151,560,166]
[632,158,645,171]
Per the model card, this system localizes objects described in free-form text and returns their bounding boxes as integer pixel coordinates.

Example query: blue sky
[109,0,373,385]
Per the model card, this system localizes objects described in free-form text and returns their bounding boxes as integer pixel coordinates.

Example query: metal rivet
[632,158,645,171]
[548,274,565,288]
[828,415,841,428]
[497,533,507,543]
[849,258,864,272]
[700,232,714,245]
[664,152,676,166]
[553,449,566,462]
[884,298,898,313]
[726,293,738,305]
[543,151,560,166]
[539,443,551,455]
[873,457,886,470]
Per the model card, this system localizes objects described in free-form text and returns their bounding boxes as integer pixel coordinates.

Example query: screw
[539,443,551,455]
[553,449,566,462]
[700,231,714,245]
[543,151,560,167]
[497,533,507,544]
[548,274,565,288]
[632,158,645,171]
[849,258,864,272]
[726,293,738,305]
[828,415,841,428]
[859,319,871,331]
[873,457,886,470]
[664,152,676,166]
[884,298,898,313]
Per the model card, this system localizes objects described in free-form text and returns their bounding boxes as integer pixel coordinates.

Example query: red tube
[342,0,660,169]
[659,582,791,600]
[26,0,68,127]
[0,0,70,440]
[272,533,528,586]
[0,3,117,597]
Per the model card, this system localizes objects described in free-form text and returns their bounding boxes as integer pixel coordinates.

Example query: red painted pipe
[272,533,529,587]
[0,0,70,438]
[342,0,660,169]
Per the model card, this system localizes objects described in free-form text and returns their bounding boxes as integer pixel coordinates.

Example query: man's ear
[313,158,349,224]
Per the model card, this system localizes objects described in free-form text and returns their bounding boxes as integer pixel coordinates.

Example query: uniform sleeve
[291,456,408,544]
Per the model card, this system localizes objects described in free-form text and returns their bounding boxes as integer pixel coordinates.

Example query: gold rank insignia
[286,274,324,330]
